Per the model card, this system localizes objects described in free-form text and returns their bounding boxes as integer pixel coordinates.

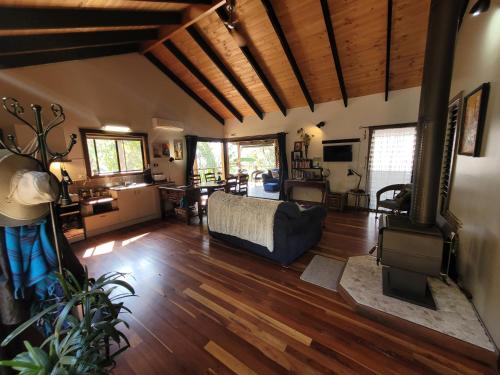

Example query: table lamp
[347,168,364,193]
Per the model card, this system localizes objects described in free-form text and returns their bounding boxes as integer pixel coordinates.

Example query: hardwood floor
[73,211,497,375]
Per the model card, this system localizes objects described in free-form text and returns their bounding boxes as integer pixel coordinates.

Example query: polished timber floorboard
[73,212,497,375]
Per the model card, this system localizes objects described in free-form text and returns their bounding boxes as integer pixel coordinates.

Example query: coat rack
[1,97,77,273]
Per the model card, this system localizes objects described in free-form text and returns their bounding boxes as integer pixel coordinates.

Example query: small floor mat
[300,255,346,292]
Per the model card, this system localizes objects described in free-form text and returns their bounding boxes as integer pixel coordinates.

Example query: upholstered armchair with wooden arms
[375,184,412,217]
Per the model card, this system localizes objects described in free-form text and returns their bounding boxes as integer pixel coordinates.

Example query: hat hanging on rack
[0,149,59,227]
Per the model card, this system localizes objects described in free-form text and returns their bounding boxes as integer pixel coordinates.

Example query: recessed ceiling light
[102,124,132,133]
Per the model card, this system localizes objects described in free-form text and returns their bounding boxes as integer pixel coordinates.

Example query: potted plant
[297,128,314,158]
[0,268,135,374]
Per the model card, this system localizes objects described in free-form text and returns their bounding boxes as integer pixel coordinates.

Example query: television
[323,145,352,162]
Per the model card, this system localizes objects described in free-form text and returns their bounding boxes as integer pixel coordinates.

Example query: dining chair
[190,174,202,186]
[225,176,238,195]
[237,174,249,196]
[205,172,216,183]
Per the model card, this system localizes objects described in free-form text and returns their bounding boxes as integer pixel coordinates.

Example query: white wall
[448,1,500,347]
[0,53,224,184]
[225,87,421,200]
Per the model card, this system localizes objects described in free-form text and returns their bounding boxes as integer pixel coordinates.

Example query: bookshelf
[290,152,323,180]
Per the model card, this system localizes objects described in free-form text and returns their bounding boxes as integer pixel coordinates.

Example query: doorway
[227,138,279,199]
[367,125,417,209]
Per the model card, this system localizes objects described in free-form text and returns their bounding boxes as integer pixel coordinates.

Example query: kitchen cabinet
[83,185,161,238]
[83,210,121,237]
[117,185,160,223]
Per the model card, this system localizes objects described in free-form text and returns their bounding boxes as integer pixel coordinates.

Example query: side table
[347,190,370,210]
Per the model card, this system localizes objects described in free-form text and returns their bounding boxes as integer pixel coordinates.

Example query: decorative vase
[304,144,309,159]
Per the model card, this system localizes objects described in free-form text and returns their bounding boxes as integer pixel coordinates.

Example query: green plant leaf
[1,304,59,347]
[0,360,40,370]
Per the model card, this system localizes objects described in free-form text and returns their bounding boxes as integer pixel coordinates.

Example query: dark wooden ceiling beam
[145,52,225,125]
[320,0,348,107]
[137,0,213,3]
[164,40,243,122]
[0,29,158,55]
[385,0,393,101]
[0,43,139,70]
[260,0,314,112]
[0,7,182,30]
[187,25,264,120]
[216,8,287,117]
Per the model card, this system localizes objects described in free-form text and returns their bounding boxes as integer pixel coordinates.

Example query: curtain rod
[358,122,417,130]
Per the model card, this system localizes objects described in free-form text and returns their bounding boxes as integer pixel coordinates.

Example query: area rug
[300,255,346,292]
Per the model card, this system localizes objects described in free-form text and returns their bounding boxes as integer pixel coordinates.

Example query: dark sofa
[209,201,326,265]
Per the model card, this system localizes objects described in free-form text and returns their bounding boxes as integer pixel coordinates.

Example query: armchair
[262,169,280,192]
[376,184,412,217]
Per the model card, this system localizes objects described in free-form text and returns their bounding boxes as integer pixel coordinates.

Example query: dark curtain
[185,135,198,184]
[277,132,289,200]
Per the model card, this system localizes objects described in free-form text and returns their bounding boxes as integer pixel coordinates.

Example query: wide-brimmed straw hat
[0,149,59,227]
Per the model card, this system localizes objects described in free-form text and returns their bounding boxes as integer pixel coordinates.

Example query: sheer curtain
[367,126,416,209]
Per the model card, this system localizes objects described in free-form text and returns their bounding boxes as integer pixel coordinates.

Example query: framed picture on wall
[152,143,162,158]
[293,141,303,152]
[173,139,183,160]
[292,151,302,160]
[161,143,170,158]
[458,82,490,157]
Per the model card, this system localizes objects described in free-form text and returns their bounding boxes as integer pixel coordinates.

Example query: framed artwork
[173,139,183,160]
[161,143,171,158]
[458,82,490,157]
[152,143,162,158]
[292,151,302,160]
[294,141,303,152]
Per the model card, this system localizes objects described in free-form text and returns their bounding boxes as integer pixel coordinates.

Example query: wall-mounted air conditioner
[152,118,184,132]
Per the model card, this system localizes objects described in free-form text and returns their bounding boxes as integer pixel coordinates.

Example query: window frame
[80,128,150,179]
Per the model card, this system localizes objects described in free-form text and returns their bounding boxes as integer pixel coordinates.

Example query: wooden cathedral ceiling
[1,0,430,124]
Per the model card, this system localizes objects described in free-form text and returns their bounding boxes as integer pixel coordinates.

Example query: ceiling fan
[222,0,247,47]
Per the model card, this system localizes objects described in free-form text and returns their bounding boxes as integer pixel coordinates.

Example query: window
[367,125,417,209]
[80,129,149,177]
[439,92,463,215]
[194,141,225,179]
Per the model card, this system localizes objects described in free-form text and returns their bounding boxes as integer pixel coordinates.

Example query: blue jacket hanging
[4,220,58,300]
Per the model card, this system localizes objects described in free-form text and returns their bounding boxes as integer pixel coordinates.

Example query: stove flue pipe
[410,0,465,226]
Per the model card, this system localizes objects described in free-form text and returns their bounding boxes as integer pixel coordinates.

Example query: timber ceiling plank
[170,29,251,119]
[272,0,340,105]
[261,0,314,111]
[195,11,280,115]
[188,25,264,119]
[390,0,430,90]
[145,51,225,125]
[153,44,233,120]
[235,0,306,110]
[329,0,387,99]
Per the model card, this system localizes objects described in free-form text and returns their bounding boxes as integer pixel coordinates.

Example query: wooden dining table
[197,181,226,195]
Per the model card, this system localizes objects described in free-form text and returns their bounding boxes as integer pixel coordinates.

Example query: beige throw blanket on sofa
[208,191,282,252]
